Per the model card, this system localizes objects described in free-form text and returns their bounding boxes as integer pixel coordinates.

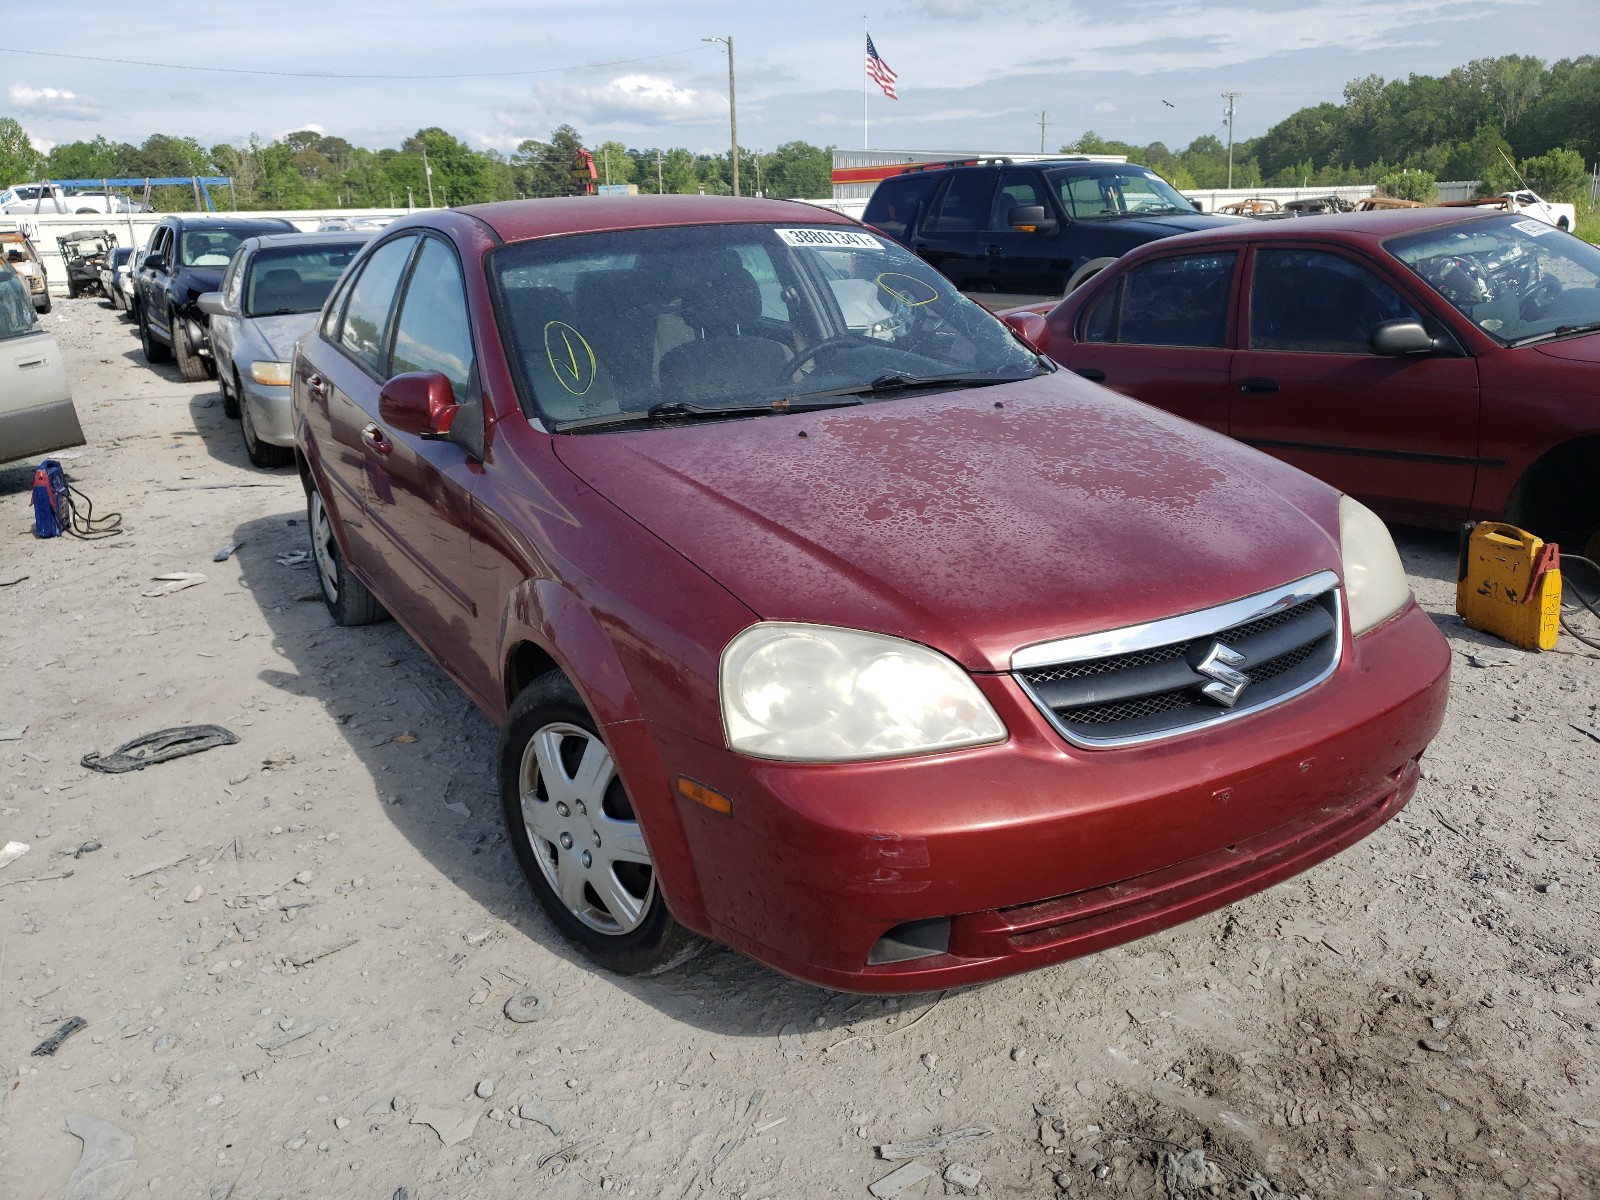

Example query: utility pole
[1039,111,1047,155]
[656,150,664,194]
[1222,92,1239,189]
[704,36,738,196]
[421,146,435,207]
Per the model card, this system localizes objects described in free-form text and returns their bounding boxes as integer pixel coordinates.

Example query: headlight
[250,360,292,386]
[720,622,1007,761]
[1339,495,1411,636]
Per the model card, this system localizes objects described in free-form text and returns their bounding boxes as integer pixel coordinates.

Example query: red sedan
[291,196,1448,992]
[1005,209,1600,560]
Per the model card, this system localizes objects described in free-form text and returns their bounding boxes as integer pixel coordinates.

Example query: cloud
[1093,100,1118,114]
[8,83,103,121]
[495,73,728,142]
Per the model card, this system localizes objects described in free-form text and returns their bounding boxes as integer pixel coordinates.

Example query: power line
[0,44,708,81]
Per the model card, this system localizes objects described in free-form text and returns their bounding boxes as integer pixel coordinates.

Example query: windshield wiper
[782,368,1048,406]
[557,395,862,433]
[1510,321,1600,348]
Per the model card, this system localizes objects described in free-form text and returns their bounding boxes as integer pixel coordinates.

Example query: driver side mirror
[197,291,233,318]
[1370,320,1439,356]
[379,372,461,442]
[1008,205,1058,235]
[1001,310,1052,356]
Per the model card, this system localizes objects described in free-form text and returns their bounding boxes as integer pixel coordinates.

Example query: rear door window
[1083,252,1237,347]
[923,171,996,234]
[334,236,418,375]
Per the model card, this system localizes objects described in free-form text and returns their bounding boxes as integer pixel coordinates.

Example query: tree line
[0,54,1593,213]
[0,119,831,212]
[1064,55,1596,204]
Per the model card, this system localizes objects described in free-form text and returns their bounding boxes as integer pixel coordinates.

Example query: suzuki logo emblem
[1196,642,1250,708]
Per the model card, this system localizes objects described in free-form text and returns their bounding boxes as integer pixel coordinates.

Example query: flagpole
[863,14,869,150]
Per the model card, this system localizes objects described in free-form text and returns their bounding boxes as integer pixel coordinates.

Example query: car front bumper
[240,378,294,447]
[643,600,1450,992]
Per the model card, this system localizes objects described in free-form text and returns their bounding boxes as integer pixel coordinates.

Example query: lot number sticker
[776,228,884,249]
[1512,219,1556,237]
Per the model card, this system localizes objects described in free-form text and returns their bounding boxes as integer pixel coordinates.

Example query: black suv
[862,157,1240,302]
[134,215,295,381]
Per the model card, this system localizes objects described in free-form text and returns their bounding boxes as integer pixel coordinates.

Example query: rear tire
[37,293,51,315]
[139,304,172,363]
[500,671,701,977]
[307,482,387,626]
[173,311,208,382]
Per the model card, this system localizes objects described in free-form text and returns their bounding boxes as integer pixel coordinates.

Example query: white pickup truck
[0,183,136,215]
[1500,190,1577,231]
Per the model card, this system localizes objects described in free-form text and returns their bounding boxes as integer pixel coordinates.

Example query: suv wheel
[139,304,173,364]
[500,671,701,976]
[172,311,208,382]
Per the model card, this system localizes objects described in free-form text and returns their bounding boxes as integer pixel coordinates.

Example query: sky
[2,0,1592,165]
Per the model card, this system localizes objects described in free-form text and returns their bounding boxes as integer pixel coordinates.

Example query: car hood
[244,312,318,362]
[1098,212,1243,237]
[1530,329,1600,365]
[551,374,1343,671]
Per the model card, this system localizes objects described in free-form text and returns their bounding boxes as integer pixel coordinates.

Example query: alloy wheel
[516,722,655,935]
[309,490,340,604]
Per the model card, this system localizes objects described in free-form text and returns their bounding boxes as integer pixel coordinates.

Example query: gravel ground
[3,298,1598,1199]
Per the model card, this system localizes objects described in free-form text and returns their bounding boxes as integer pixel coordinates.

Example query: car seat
[253,268,305,314]
[499,284,619,420]
[657,254,789,403]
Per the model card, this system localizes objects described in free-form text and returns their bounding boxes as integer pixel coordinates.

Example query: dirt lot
[3,299,1598,1200]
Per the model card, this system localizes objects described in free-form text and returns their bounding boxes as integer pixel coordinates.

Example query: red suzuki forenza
[291,196,1449,992]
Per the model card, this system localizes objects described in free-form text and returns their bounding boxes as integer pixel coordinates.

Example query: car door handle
[1238,377,1280,395]
[984,244,1002,256]
[17,356,45,369]
[1075,368,1106,383]
[361,422,393,456]
[305,373,329,401]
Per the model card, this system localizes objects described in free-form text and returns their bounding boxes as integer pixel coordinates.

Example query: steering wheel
[1436,256,1495,306]
[1519,276,1564,320]
[782,335,871,381]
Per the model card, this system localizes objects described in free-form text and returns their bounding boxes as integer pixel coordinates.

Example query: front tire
[220,370,241,419]
[242,394,292,468]
[307,482,386,625]
[173,311,208,382]
[500,672,700,976]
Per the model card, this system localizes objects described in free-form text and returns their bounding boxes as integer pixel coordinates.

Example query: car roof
[454,195,859,244]
[244,231,374,251]
[1152,207,1505,248]
[168,216,296,230]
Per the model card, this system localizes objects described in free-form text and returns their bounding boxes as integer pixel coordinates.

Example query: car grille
[1013,574,1342,747]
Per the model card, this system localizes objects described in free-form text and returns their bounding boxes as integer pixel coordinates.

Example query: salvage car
[1,231,50,313]
[133,214,296,382]
[292,195,1449,992]
[0,260,83,463]
[1007,209,1600,561]
[200,231,371,467]
[57,229,116,298]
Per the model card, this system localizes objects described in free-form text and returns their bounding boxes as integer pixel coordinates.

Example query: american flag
[866,33,898,100]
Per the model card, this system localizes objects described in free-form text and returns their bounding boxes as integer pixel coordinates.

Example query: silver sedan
[200,232,370,467]
[0,260,82,464]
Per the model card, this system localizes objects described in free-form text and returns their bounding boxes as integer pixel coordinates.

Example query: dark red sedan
[291,196,1449,992]
[1006,209,1600,560]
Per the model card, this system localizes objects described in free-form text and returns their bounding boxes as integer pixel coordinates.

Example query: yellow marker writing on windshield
[544,321,597,395]
[875,272,940,307]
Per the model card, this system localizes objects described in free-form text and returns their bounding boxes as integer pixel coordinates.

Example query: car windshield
[244,242,366,317]
[489,221,1043,429]
[0,266,39,340]
[179,230,250,268]
[1047,165,1194,220]
[1387,215,1600,346]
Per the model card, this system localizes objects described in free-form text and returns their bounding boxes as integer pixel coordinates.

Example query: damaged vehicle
[132,214,295,382]
[292,196,1450,992]
[1,231,51,314]
[57,229,116,299]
